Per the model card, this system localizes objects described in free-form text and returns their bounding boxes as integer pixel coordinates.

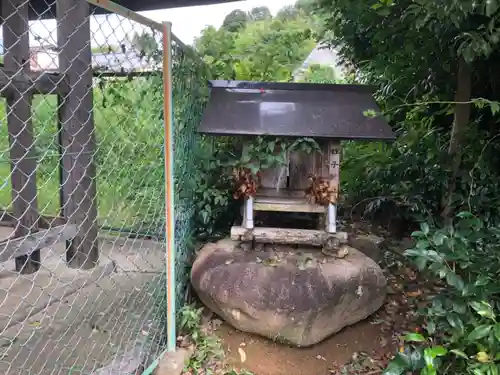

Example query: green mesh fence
[0,3,209,373]
[171,41,211,308]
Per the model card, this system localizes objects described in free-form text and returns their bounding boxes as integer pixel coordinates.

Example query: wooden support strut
[0,68,68,96]
[0,224,77,264]
[3,0,41,274]
[57,0,99,269]
[230,226,348,247]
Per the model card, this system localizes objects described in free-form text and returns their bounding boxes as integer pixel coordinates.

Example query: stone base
[153,348,193,375]
[191,239,387,347]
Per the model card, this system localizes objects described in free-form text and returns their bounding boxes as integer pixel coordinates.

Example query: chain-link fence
[0,0,207,373]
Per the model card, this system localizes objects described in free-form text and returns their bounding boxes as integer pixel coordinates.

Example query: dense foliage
[312,0,500,222]
[308,0,500,373]
[194,4,316,81]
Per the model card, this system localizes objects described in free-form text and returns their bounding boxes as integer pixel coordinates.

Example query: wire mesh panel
[0,0,205,373]
[171,39,210,310]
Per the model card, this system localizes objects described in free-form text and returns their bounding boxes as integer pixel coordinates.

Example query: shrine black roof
[198,80,395,140]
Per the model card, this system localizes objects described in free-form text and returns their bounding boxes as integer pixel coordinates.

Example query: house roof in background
[302,44,339,68]
[292,43,342,80]
[198,80,395,140]
[25,0,242,20]
[91,51,154,72]
[27,47,155,72]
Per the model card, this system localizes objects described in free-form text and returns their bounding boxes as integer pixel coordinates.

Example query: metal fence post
[162,20,176,353]
[0,0,205,370]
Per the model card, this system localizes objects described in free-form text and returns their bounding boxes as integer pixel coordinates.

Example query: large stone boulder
[190,239,387,347]
[348,233,385,262]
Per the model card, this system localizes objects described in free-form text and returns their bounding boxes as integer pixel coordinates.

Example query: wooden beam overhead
[0,68,68,96]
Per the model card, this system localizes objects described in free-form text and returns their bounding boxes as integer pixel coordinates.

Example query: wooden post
[2,0,41,273]
[57,0,99,269]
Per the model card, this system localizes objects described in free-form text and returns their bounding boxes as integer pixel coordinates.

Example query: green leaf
[432,231,447,246]
[470,301,496,320]
[420,222,430,235]
[426,321,436,335]
[421,368,437,375]
[414,256,428,271]
[383,353,411,375]
[382,363,406,375]
[247,163,260,174]
[486,0,499,17]
[457,211,474,218]
[404,333,426,342]
[428,346,447,357]
[475,275,491,287]
[450,349,469,359]
[494,323,500,341]
[377,7,391,16]
[446,272,465,291]
[490,101,500,115]
[363,108,378,118]
[447,314,465,334]
[467,325,493,341]
[423,348,435,368]
[411,230,427,238]
[409,349,425,369]
[453,301,467,314]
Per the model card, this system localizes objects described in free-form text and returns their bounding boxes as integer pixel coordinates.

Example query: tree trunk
[441,58,472,222]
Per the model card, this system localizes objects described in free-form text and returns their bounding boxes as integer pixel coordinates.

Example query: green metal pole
[162,21,176,353]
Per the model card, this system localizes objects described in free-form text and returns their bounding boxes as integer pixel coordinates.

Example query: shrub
[385,213,500,375]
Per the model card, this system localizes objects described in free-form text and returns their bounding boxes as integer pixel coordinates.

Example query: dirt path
[215,318,388,375]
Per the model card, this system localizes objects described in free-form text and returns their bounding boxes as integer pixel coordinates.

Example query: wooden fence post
[56,0,99,269]
[2,0,41,274]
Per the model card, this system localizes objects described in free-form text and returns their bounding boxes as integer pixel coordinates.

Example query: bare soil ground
[216,318,389,375]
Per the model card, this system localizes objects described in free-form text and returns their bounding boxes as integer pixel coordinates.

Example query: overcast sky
[143,0,296,44]
[0,0,296,49]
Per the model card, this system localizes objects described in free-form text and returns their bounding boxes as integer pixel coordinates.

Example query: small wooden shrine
[198,80,395,252]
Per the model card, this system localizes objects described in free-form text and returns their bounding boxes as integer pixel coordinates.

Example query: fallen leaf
[263,256,280,267]
[212,319,223,329]
[406,290,422,298]
[336,246,349,259]
[238,347,247,363]
[356,285,364,297]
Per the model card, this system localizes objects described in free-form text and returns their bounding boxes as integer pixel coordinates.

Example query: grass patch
[178,305,254,375]
[0,78,166,232]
